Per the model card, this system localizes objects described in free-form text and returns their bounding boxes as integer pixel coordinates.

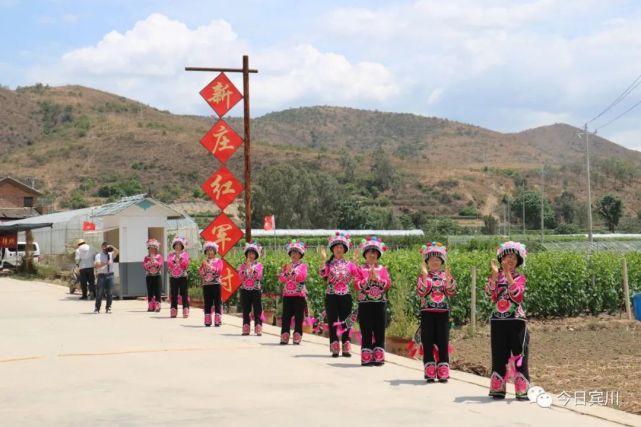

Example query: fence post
[623,258,632,321]
[470,266,477,334]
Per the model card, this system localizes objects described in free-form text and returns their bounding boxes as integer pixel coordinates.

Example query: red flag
[82,221,96,231]
[263,215,275,231]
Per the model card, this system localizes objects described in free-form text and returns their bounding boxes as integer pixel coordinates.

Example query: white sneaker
[106,308,112,314]
[94,309,100,314]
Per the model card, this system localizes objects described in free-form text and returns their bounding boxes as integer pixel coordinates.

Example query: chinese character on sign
[199,73,243,117]
[201,167,243,211]
[200,213,244,257]
[200,120,243,163]
[220,259,241,300]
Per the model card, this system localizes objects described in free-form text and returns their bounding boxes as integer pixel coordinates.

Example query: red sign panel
[220,258,242,302]
[201,166,243,211]
[200,213,244,257]
[82,221,96,231]
[200,119,243,164]
[0,233,17,249]
[199,73,243,117]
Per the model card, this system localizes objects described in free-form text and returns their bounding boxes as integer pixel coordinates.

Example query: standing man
[94,241,119,314]
[75,239,95,300]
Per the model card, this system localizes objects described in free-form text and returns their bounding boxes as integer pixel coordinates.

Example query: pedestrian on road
[278,239,308,345]
[94,242,118,314]
[415,242,456,382]
[168,237,190,319]
[485,241,530,400]
[143,239,163,312]
[354,236,391,366]
[239,241,264,336]
[319,232,358,358]
[75,239,95,300]
[199,241,223,327]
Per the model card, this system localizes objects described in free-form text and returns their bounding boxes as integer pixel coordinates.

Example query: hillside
[1,84,641,228]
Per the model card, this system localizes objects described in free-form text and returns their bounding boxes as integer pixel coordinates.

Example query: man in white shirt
[94,241,119,314]
[75,239,95,300]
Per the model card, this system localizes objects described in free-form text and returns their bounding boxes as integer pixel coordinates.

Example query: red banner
[263,215,275,231]
[82,221,96,231]
[200,213,244,257]
[200,119,243,164]
[201,166,244,211]
[220,258,242,302]
[0,233,17,249]
[199,73,243,117]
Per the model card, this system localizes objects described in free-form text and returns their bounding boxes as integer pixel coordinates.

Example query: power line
[595,98,641,131]
[586,72,641,125]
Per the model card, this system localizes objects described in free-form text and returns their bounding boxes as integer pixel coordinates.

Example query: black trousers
[358,302,386,350]
[145,275,162,302]
[169,277,189,309]
[241,289,263,325]
[203,284,221,315]
[281,296,305,335]
[421,311,450,364]
[326,294,353,343]
[79,268,95,298]
[490,319,529,379]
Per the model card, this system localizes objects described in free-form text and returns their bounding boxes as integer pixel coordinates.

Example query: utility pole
[540,165,545,244]
[522,180,526,234]
[584,124,594,244]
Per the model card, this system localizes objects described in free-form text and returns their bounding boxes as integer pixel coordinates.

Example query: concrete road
[1,278,639,427]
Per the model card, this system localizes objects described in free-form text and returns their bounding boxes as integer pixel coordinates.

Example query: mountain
[1,84,640,223]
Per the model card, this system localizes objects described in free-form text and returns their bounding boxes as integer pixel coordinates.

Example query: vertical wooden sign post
[186,56,257,302]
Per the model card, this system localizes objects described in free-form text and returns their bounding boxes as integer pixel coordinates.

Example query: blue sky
[2,0,641,150]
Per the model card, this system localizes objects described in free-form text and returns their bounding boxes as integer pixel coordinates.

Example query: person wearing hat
[320,232,358,357]
[167,236,190,318]
[239,241,264,336]
[353,236,391,366]
[416,242,457,382]
[199,241,223,327]
[485,241,530,400]
[278,239,308,345]
[75,239,96,300]
[143,239,163,312]
[94,241,119,314]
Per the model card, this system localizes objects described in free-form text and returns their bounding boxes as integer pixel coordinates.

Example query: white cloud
[24,2,641,151]
[30,13,398,115]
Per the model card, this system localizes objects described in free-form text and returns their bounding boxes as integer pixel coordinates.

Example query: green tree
[481,215,498,235]
[511,190,556,229]
[554,190,577,224]
[372,146,395,191]
[596,194,623,232]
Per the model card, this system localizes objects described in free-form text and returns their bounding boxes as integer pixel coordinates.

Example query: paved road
[0,278,638,427]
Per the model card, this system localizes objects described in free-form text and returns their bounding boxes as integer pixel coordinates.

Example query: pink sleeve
[508,274,526,303]
[215,258,224,274]
[143,256,150,270]
[379,267,391,290]
[417,275,430,296]
[255,263,263,280]
[348,262,359,278]
[198,262,206,278]
[180,252,189,270]
[156,255,164,267]
[445,278,457,297]
[278,265,287,283]
[353,266,367,289]
[295,264,308,282]
[319,264,329,278]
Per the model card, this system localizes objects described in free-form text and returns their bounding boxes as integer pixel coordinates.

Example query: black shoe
[491,394,506,400]
[94,309,100,314]
[106,307,112,314]
[426,378,435,383]
[332,353,340,358]
[342,352,352,358]
[438,378,448,383]
[80,296,88,300]
[280,342,288,345]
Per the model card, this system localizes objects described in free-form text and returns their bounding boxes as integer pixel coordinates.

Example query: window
[24,197,34,207]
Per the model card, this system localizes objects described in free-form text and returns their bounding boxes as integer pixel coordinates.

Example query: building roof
[0,176,43,196]
[3,195,186,225]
